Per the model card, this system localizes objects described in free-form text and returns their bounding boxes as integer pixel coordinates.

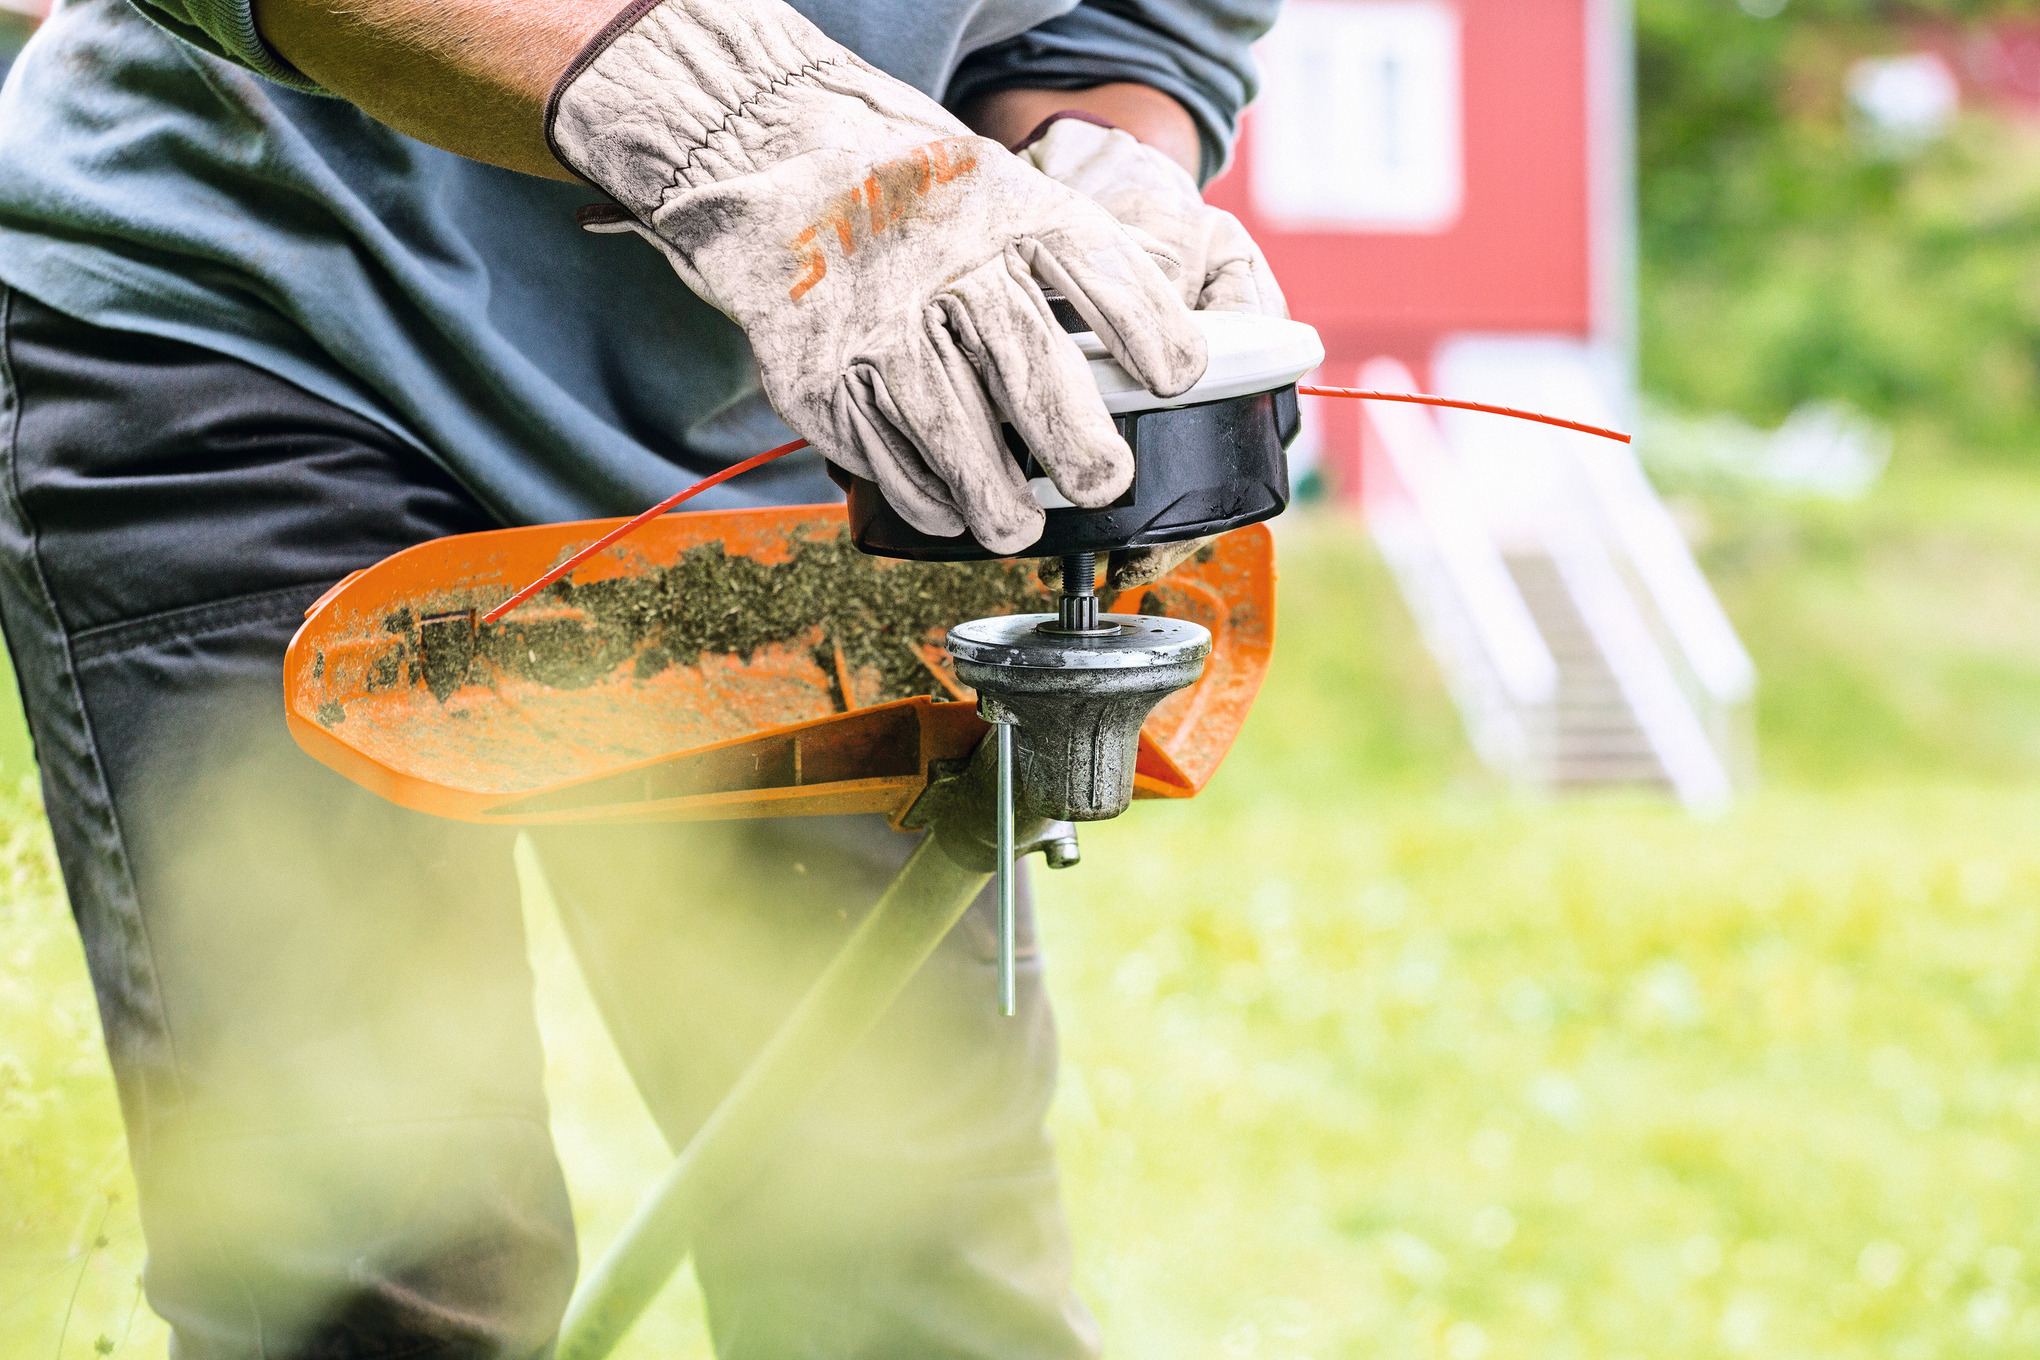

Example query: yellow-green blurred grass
[0,777,158,1360]
[6,476,2040,1358]
[1047,789,2040,1359]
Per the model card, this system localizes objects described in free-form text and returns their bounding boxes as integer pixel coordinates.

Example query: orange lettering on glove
[787,138,979,302]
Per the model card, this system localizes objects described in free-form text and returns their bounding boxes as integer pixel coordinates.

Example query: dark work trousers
[0,286,1096,1360]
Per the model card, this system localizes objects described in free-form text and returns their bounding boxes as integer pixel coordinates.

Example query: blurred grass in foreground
[5,466,2040,1358]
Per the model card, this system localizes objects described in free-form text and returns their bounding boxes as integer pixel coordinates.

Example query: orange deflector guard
[285,505,1275,825]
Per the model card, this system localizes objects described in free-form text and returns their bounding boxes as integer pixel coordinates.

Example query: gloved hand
[1017,114,1288,320]
[1038,545,1212,595]
[1019,114,1288,591]
[549,0,1208,555]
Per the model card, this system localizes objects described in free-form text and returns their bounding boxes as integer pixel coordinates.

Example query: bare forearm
[960,83,1201,178]
[252,0,614,180]
[253,0,1202,185]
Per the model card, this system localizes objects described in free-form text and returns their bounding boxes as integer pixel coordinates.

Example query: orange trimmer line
[481,437,810,623]
[483,389,1630,622]
[1295,385,1633,444]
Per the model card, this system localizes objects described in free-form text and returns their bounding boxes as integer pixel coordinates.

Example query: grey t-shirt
[0,0,1275,525]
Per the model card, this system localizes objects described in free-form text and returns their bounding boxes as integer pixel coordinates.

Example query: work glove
[549,0,1208,556]
[1017,115,1288,320]
[1020,115,1289,592]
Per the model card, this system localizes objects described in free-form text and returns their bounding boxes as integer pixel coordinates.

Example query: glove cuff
[546,0,957,222]
[1007,109,1118,155]
[1021,114,1204,208]
[545,0,664,129]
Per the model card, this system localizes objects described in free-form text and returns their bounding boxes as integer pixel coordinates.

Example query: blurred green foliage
[1680,463,2040,783]
[1639,0,2040,458]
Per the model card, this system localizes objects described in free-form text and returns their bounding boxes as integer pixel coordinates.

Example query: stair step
[1550,723,1649,746]
[1558,754,1672,774]
[1555,754,1667,771]
[1556,727,1657,750]
[1554,775,1675,792]
[1554,701,1635,719]
[1496,548,1697,791]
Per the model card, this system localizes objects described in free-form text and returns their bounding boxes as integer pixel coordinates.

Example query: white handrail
[1542,520,1734,811]
[1433,339,1755,705]
[1573,441,1754,702]
[1357,357,1557,708]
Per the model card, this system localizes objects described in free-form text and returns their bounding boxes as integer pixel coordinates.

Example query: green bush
[1639,0,2040,461]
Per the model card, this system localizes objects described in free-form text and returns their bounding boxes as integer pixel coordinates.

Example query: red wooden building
[1205,0,1634,497]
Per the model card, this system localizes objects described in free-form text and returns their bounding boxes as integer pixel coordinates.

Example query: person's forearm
[252,0,614,180]
[253,0,1202,184]
[959,83,1200,178]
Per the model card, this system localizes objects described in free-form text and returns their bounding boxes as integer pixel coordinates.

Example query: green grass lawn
[5,466,2040,1359]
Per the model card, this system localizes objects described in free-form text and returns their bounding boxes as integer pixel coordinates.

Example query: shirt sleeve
[124,0,324,92]
[944,0,1280,183]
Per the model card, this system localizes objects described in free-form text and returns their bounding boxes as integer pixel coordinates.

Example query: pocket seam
[68,580,333,664]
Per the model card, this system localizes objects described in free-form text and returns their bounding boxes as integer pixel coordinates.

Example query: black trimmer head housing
[838,305,1326,562]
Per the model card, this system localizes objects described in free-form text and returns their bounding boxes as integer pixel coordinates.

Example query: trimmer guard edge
[284,505,1274,825]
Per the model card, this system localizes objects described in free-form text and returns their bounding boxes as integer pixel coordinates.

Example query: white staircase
[1357,339,1755,810]
[1501,550,1663,788]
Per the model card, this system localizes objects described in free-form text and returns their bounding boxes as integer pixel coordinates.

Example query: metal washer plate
[946,614,1212,671]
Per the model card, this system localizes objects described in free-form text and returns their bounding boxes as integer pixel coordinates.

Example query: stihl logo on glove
[790,138,981,302]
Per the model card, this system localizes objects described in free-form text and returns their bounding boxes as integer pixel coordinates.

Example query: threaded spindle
[1056,552,1099,632]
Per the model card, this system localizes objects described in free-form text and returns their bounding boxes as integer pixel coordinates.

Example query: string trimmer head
[288,304,1320,1015]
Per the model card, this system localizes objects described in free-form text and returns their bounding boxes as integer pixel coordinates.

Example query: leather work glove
[549,0,1208,556]
[1017,114,1288,320]
[1019,114,1290,592]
